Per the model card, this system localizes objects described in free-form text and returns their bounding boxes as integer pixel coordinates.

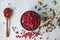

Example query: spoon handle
[6,19,9,37]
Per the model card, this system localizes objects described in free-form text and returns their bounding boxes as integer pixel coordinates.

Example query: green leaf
[58,18,60,21]
[42,11,48,22]
[56,17,58,19]
[58,23,60,26]
[39,2,43,5]
[53,0,57,5]
[49,30,52,32]
[53,10,56,16]
[42,17,47,22]
[47,21,50,24]
[58,17,60,23]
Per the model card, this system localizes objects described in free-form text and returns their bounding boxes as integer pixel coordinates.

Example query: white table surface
[0,0,60,40]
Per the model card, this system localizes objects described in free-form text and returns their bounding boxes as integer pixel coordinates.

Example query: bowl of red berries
[21,11,41,31]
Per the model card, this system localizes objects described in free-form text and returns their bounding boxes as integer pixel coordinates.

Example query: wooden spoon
[4,8,12,37]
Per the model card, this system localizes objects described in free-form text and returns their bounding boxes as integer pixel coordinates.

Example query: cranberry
[4,8,12,19]
[21,11,41,31]
[40,37,42,39]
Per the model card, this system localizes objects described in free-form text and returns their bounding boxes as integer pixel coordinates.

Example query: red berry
[15,31,19,34]
[40,37,42,39]
[4,8,12,19]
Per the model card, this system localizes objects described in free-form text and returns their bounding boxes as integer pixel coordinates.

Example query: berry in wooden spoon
[4,8,12,19]
[4,8,12,37]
